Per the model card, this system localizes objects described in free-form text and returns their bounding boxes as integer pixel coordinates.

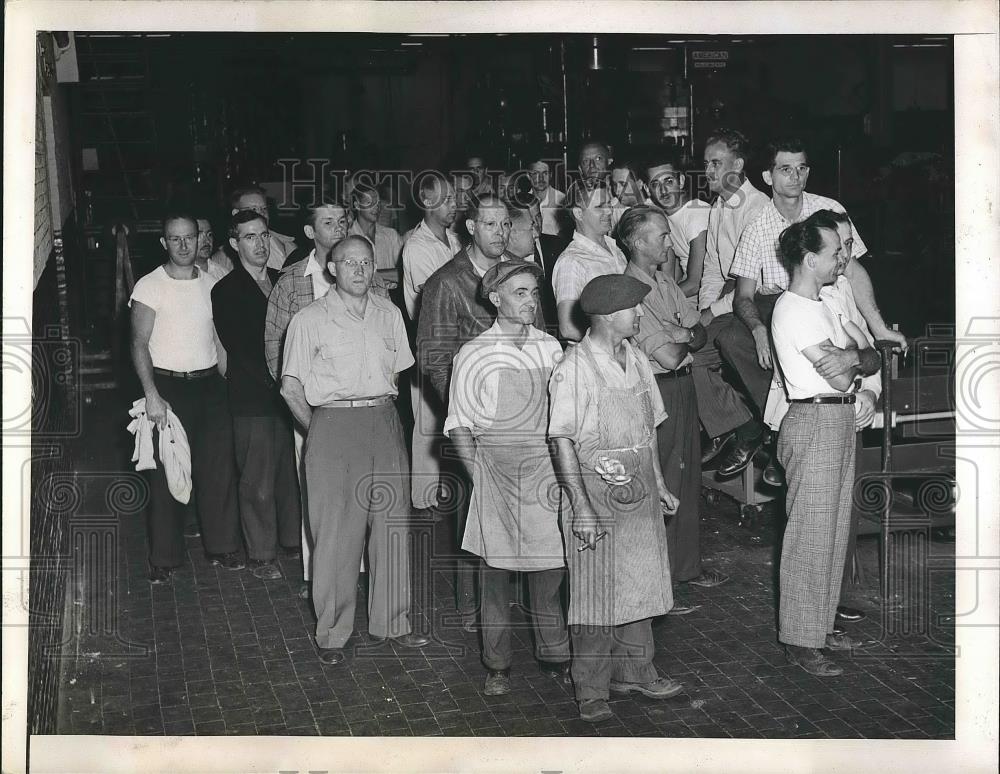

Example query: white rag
[127,398,192,504]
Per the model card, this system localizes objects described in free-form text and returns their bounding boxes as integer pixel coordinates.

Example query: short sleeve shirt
[129,265,218,372]
[624,263,700,375]
[548,333,667,464]
[730,192,868,293]
[771,290,851,400]
[402,220,462,320]
[551,231,628,306]
[281,290,414,406]
[666,199,710,271]
[444,322,564,437]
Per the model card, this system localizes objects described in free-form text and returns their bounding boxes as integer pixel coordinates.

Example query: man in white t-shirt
[130,213,244,584]
[770,211,876,677]
[645,158,709,300]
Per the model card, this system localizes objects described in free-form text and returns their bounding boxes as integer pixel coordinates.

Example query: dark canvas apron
[562,339,673,626]
[462,365,565,571]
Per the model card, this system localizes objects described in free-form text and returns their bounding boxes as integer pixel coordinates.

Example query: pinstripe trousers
[776,403,856,648]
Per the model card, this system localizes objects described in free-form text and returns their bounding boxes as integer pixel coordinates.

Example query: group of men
[129,126,905,724]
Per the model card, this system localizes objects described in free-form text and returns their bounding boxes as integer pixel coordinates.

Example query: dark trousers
[232,415,301,562]
[570,618,658,701]
[146,372,241,568]
[714,293,780,415]
[441,445,478,617]
[480,562,570,671]
[691,314,754,439]
[655,373,702,582]
[306,404,412,649]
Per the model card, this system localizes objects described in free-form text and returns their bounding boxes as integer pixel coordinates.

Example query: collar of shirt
[303,249,327,278]
[415,219,461,252]
[569,230,623,260]
[582,331,645,385]
[720,177,762,209]
[322,285,383,322]
[478,318,546,345]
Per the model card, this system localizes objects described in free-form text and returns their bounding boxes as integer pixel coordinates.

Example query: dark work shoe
[762,456,785,487]
[701,431,736,465]
[281,545,302,561]
[785,645,843,676]
[716,435,763,478]
[825,632,870,652]
[182,523,201,538]
[484,669,511,696]
[248,560,282,580]
[384,632,431,649]
[149,566,173,585]
[666,603,702,616]
[836,605,866,623]
[207,551,245,571]
[538,660,572,681]
[579,699,613,723]
[317,647,345,665]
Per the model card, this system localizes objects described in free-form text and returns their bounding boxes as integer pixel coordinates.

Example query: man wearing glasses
[212,210,301,581]
[129,213,244,584]
[281,236,429,665]
[722,137,905,480]
[417,193,546,632]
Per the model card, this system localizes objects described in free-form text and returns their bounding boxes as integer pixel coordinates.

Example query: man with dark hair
[645,156,709,298]
[446,260,570,696]
[551,181,627,341]
[618,207,730,600]
[418,192,546,630]
[770,211,875,676]
[723,136,905,476]
[213,210,301,580]
[194,216,228,281]
[527,156,567,237]
[402,173,461,517]
[281,235,429,664]
[130,213,244,583]
[263,199,350,595]
[212,185,297,272]
[549,273,683,723]
[693,128,771,477]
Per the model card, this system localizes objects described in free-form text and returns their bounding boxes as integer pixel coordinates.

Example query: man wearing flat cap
[418,193,546,630]
[445,260,570,696]
[548,273,683,723]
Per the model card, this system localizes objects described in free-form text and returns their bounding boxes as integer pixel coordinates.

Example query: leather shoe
[378,632,430,649]
[832,622,847,636]
[317,647,345,665]
[248,560,282,580]
[836,605,866,623]
[762,456,784,487]
[538,660,571,680]
[825,632,869,651]
[148,566,173,585]
[785,645,842,676]
[460,613,477,633]
[207,551,245,571]
[610,676,683,699]
[701,431,735,465]
[484,669,511,696]
[579,699,613,723]
[715,435,763,478]
[684,570,730,588]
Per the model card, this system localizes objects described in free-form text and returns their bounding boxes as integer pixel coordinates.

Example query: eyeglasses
[476,219,512,231]
[239,232,271,244]
[165,235,196,246]
[774,164,810,178]
[334,258,372,269]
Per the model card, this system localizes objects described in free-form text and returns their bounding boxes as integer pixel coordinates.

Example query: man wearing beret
[417,193,547,631]
[549,273,683,723]
[445,260,571,696]
[618,206,731,603]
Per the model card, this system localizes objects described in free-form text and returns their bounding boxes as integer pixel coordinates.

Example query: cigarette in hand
[577,531,608,551]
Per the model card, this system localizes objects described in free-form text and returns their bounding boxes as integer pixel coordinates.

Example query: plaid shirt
[264,253,391,379]
[729,192,867,293]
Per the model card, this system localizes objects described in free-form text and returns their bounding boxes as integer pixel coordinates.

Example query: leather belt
[322,396,394,408]
[789,395,856,405]
[656,365,692,378]
[153,366,216,380]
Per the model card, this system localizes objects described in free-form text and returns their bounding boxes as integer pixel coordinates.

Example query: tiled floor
[55,396,955,739]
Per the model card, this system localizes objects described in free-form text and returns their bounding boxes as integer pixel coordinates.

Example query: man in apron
[549,274,684,723]
[445,260,571,696]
